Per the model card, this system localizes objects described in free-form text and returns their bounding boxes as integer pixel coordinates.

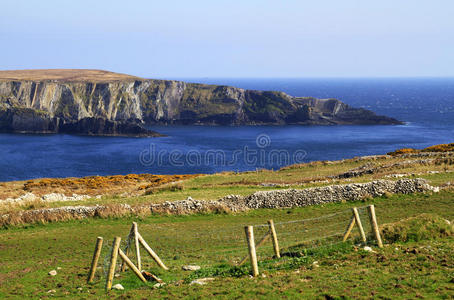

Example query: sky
[1,0,453,78]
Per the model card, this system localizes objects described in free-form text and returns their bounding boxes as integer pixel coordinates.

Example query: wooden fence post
[268,220,280,258]
[244,226,259,277]
[367,205,384,248]
[137,233,169,270]
[118,248,147,282]
[133,222,141,271]
[87,237,103,283]
[106,237,121,291]
[238,232,270,266]
[352,207,367,242]
[343,215,356,242]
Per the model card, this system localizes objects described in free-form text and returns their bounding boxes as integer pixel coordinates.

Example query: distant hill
[0,69,140,82]
[0,69,402,136]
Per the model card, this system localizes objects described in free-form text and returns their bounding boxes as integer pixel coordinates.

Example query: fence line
[89,204,382,288]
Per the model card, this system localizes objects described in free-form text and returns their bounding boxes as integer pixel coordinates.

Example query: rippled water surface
[1,78,453,181]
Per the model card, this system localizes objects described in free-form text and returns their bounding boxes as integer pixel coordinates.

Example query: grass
[3,152,454,213]
[1,190,454,299]
[0,69,141,82]
[1,150,454,298]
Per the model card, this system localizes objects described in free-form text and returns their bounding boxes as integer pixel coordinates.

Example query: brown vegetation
[0,69,141,82]
[0,173,200,199]
[388,143,454,156]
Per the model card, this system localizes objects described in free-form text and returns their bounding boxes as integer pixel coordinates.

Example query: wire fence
[95,205,378,284]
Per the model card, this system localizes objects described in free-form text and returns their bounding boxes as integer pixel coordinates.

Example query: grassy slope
[1,190,454,299]
[3,153,454,212]
[0,69,141,82]
[1,151,454,298]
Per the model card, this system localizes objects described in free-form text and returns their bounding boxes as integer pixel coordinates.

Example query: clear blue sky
[1,0,453,78]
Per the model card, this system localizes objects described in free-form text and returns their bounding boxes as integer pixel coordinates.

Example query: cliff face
[0,70,402,136]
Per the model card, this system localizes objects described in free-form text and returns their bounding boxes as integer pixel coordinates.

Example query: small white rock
[47,289,56,293]
[182,265,201,271]
[363,246,376,253]
[190,277,215,285]
[48,270,57,276]
[112,284,124,290]
[114,273,120,278]
[153,283,165,288]
[57,267,62,270]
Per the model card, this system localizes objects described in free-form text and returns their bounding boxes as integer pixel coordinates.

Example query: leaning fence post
[118,248,147,283]
[137,233,169,270]
[238,232,270,266]
[244,226,259,277]
[268,220,281,258]
[87,237,103,283]
[367,205,384,248]
[343,215,356,242]
[352,207,367,242]
[106,237,121,291]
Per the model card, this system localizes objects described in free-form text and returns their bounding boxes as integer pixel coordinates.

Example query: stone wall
[242,179,438,209]
[0,178,438,226]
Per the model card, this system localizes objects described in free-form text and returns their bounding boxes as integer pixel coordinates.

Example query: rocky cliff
[0,69,402,136]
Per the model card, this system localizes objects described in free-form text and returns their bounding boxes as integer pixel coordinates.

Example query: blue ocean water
[1,78,454,181]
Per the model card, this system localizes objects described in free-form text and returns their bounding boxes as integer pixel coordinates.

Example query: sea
[1,78,453,182]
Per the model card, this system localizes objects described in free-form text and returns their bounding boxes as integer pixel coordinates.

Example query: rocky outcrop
[0,70,402,136]
[0,192,97,206]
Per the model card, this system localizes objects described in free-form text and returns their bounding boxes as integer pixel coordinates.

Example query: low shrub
[388,143,454,156]
[422,143,454,153]
[144,183,184,195]
[381,213,454,243]
[387,148,417,156]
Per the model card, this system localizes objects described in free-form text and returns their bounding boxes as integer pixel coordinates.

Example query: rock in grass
[363,246,376,253]
[190,278,215,285]
[182,265,201,271]
[153,283,166,289]
[48,270,57,276]
[112,284,124,290]
[47,289,56,294]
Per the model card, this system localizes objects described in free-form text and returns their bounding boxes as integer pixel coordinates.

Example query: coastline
[1,143,453,226]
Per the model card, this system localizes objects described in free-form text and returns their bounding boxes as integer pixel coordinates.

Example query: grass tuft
[381,213,454,243]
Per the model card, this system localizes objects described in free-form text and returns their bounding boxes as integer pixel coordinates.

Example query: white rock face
[48,270,57,276]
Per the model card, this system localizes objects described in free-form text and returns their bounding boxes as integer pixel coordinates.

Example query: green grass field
[1,189,454,299]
